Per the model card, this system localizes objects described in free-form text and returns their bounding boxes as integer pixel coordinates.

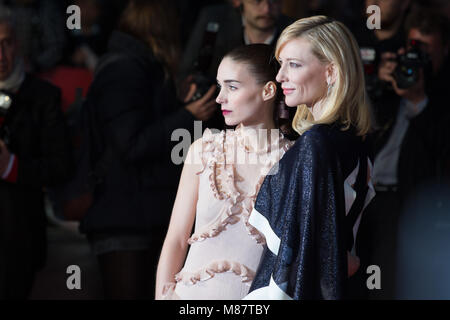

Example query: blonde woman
[244,16,376,300]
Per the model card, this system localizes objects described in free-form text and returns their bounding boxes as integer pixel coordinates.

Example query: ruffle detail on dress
[187,201,244,244]
[240,141,292,245]
[241,197,266,245]
[190,128,293,245]
[196,128,223,176]
[174,260,255,285]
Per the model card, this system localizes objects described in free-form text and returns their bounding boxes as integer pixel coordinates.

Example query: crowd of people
[0,0,449,300]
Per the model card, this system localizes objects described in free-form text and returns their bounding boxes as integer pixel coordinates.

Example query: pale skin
[276,37,334,120]
[155,57,277,299]
[276,37,360,277]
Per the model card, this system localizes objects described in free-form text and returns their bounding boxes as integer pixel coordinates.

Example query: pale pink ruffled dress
[164,125,292,300]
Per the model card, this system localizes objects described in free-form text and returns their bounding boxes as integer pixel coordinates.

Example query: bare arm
[155,138,203,299]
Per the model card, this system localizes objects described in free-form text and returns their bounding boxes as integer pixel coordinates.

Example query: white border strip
[243,275,293,300]
[343,160,358,216]
[248,207,281,255]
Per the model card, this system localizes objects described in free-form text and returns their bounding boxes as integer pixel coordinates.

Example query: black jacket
[371,93,443,201]
[0,75,73,289]
[248,124,373,299]
[79,31,196,235]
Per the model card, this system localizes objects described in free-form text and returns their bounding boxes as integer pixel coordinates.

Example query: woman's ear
[262,81,277,101]
[326,63,337,86]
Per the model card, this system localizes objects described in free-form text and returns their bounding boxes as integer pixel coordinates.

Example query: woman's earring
[327,79,333,96]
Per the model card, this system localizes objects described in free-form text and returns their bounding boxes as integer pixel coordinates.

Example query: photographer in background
[78,0,216,300]
[355,7,450,300]
[0,6,73,299]
[347,0,411,102]
[178,0,293,130]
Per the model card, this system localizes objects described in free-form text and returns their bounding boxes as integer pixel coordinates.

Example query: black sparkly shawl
[246,124,373,300]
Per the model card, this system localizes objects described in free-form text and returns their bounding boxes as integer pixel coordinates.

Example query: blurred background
[0,0,448,300]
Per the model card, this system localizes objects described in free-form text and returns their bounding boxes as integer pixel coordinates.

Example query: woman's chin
[224,118,239,127]
[284,96,301,108]
[285,100,300,108]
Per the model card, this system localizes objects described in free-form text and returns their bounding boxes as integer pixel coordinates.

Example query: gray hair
[0,5,17,32]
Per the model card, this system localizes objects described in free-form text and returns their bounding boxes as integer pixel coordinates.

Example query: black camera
[188,21,220,103]
[190,73,216,102]
[394,39,430,89]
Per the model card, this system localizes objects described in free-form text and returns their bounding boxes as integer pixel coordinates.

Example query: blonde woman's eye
[289,62,301,68]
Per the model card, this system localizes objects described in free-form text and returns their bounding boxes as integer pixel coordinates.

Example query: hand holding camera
[378,41,430,105]
[184,83,217,121]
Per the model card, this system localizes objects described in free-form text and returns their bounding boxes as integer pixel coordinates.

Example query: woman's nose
[276,67,286,83]
[216,90,226,104]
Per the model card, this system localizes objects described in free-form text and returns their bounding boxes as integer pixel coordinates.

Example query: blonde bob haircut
[275,16,372,136]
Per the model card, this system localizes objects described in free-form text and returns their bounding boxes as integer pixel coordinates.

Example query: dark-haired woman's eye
[229,85,237,91]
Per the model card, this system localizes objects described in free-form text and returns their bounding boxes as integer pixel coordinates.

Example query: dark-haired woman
[155,44,293,300]
[79,0,216,299]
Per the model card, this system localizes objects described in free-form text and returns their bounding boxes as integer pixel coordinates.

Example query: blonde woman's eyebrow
[285,58,303,62]
[278,57,302,64]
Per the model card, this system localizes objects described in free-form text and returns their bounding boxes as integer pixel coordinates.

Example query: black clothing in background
[0,75,73,299]
[175,0,226,49]
[179,3,294,81]
[345,16,406,103]
[178,4,294,131]
[355,58,450,300]
[80,30,196,235]
[78,31,197,299]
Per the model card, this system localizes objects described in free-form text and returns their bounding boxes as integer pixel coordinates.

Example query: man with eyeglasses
[178,0,293,130]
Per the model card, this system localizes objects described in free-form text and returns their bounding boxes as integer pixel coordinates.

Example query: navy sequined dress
[244,123,375,300]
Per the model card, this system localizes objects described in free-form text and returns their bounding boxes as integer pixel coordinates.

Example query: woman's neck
[240,121,275,131]
[237,120,279,153]
[309,99,326,121]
